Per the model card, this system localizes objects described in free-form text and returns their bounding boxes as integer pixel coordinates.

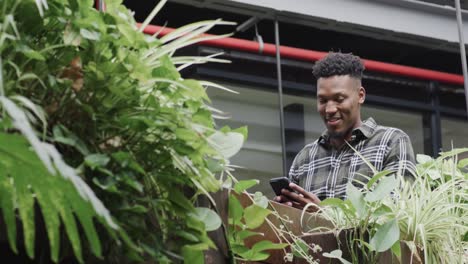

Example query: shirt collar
[318,117,377,146]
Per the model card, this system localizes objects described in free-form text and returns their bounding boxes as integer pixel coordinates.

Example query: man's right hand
[274,183,321,212]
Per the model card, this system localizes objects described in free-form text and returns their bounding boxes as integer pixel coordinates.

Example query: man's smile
[326,117,342,126]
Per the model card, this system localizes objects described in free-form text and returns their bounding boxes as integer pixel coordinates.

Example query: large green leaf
[251,240,288,252]
[426,168,442,180]
[291,239,309,258]
[365,175,398,202]
[369,219,400,252]
[181,79,210,102]
[209,131,244,159]
[243,204,271,229]
[237,230,262,240]
[320,197,356,217]
[253,192,269,208]
[228,195,243,224]
[457,158,468,169]
[238,250,270,261]
[0,177,17,254]
[0,132,114,262]
[192,207,221,232]
[346,183,366,218]
[182,243,207,264]
[85,153,111,169]
[234,179,259,193]
[416,154,433,164]
[323,249,352,264]
[366,170,392,189]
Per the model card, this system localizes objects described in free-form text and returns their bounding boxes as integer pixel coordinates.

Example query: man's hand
[274,183,321,212]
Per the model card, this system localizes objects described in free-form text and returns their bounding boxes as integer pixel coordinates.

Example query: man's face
[317,75,365,140]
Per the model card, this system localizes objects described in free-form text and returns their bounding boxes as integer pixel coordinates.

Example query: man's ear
[358,86,366,104]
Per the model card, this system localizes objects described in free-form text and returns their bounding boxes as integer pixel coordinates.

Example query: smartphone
[269,177,294,196]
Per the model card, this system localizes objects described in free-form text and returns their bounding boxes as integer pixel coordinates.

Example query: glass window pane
[207,82,282,197]
[283,94,324,147]
[361,106,424,155]
[441,117,468,150]
[206,81,425,198]
[283,97,424,162]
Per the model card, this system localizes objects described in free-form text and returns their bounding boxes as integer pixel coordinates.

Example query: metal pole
[455,0,468,118]
[423,82,442,157]
[274,19,288,176]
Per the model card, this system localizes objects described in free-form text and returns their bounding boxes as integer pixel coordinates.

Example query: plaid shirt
[288,118,416,200]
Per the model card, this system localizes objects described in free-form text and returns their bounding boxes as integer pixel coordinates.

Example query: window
[361,106,424,155]
[207,82,283,197]
[206,79,426,197]
[441,117,468,150]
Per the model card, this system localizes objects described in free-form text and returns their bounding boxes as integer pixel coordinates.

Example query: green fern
[0,131,112,262]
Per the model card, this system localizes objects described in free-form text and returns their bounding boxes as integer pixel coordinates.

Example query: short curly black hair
[312,52,365,80]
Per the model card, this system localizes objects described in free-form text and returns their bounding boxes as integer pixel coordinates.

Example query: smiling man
[276,52,416,210]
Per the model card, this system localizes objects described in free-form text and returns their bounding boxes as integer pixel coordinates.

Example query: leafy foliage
[0,132,109,262]
[227,180,289,262]
[318,178,400,263]
[394,149,468,263]
[317,149,468,263]
[0,0,244,262]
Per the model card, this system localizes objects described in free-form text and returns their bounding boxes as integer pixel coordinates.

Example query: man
[276,52,416,210]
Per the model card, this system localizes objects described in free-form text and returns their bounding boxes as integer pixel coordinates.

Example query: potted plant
[311,148,468,263]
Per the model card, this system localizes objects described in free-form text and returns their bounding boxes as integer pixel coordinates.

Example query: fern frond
[0,97,118,262]
[0,132,111,262]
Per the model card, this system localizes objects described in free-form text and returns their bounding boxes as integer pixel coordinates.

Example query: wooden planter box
[205,190,423,264]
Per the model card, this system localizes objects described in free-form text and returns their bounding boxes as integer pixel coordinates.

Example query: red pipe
[94,0,106,11]
[140,23,464,86]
